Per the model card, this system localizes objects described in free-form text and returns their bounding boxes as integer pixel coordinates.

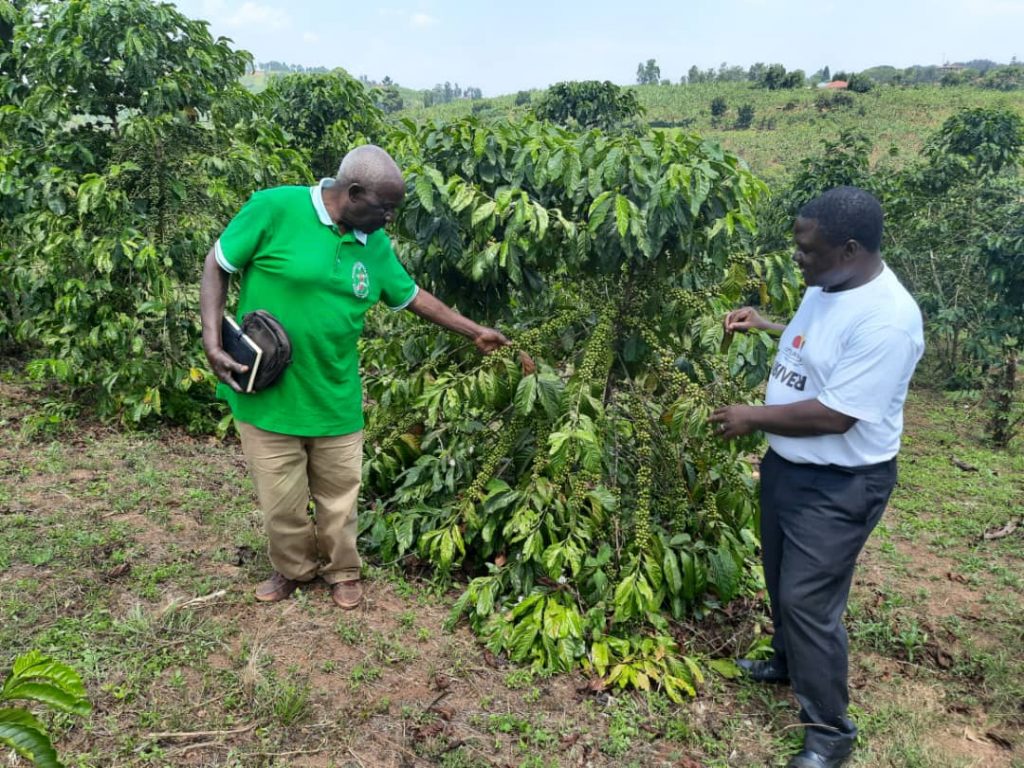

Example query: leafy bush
[359,116,798,695]
[263,70,385,177]
[847,73,875,93]
[734,103,755,130]
[532,80,643,132]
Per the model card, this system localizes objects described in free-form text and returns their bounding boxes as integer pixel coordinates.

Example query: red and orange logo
[792,335,806,350]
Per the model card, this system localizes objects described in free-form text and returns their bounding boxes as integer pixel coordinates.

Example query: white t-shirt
[765,264,924,466]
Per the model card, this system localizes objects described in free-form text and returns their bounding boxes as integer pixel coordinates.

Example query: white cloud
[303,31,320,43]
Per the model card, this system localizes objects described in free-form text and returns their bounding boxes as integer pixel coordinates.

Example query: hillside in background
[237,58,1024,182]
[398,83,1024,181]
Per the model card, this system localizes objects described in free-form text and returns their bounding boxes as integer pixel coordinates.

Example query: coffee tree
[0,0,310,427]
[531,80,643,132]
[888,108,1024,444]
[356,117,793,696]
[262,70,385,178]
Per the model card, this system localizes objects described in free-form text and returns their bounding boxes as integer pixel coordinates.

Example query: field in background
[393,83,1024,181]
[2,374,1020,767]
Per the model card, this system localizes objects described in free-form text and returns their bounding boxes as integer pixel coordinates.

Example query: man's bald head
[336,145,403,192]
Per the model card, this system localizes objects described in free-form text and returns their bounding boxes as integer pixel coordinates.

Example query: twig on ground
[144,722,257,743]
[161,588,229,616]
[241,746,328,758]
[177,740,224,755]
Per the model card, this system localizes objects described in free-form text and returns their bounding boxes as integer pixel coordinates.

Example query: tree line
[636,58,1024,91]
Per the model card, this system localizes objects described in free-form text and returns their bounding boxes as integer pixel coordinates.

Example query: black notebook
[221,315,263,393]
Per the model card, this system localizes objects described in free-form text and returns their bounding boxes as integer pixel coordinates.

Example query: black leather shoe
[736,658,790,684]
[786,749,851,768]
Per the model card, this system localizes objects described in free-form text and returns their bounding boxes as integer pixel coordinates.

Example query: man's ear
[842,238,861,261]
[346,182,365,200]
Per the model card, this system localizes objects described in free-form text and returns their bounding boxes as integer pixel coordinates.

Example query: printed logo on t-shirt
[780,332,806,366]
[773,331,807,391]
[352,262,369,298]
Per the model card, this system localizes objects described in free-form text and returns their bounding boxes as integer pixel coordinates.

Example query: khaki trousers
[237,421,363,584]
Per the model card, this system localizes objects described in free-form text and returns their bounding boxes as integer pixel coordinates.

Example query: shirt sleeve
[818,324,921,424]
[376,238,419,311]
[214,191,274,273]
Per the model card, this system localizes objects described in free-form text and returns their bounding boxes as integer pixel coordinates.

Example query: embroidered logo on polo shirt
[352,262,369,298]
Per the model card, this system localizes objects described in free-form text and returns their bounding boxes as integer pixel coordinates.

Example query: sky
[171,0,1024,95]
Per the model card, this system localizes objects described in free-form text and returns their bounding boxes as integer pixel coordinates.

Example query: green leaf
[475,580,495,616]
[587,191,613,232]
[414,173,434,214]
[707,659,743,679]
[615,194,631,239]
[514,374,538,416]
[663,550,682,595]
[0,715,61,768]
[471,200,496,228]
[591,640,610,676]
[709,542,741,602]
[534,371,565,419]
[1,683,90,717]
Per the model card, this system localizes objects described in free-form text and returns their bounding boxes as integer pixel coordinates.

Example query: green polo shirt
[214,179,418,436]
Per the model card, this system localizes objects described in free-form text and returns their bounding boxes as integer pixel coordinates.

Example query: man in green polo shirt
[200,145,509,609]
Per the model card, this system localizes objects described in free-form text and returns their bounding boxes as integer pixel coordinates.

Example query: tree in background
[532,80,643,132]
[982,64,1024,91]
[263,70,384,178]
[636,59,660,85]
[716,63,747,82]
[746,62,767,82]
[759,63,802,90]
[374,84,404,114]
[734,103,755,130]
[892,108,1024,445]
[514,90,532,106]
[846,72,874,93]
[710,96,728,126]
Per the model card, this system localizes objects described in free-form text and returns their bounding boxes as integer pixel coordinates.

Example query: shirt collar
[310,178,367,245]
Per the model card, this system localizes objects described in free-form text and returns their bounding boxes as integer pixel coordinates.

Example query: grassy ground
[1,377,1021,767]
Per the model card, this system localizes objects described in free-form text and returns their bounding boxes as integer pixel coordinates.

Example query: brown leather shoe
[331,579,363,609]
[254,572,303,602]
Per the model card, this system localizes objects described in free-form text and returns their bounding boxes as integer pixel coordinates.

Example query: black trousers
[759,448,897,758]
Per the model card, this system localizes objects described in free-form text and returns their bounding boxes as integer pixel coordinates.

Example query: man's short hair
[798,186,883,252]
[336,145,402,190]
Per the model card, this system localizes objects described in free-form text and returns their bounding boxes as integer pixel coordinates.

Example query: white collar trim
[310,178,367,244]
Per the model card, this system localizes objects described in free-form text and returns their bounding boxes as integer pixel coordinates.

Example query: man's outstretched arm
[709,399,857,440]
[407,289,510,354]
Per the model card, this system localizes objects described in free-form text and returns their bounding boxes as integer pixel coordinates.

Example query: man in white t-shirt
[710,187,924,768]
